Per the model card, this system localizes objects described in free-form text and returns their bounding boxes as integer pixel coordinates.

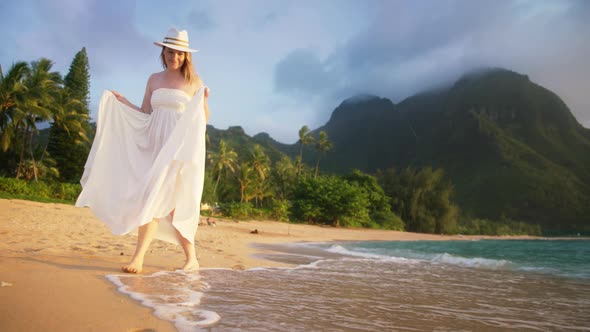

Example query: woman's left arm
[204,87,210,122]
[195,76,210,122]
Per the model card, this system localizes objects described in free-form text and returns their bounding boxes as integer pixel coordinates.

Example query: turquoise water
[327,239,590,279]
[109,239,590,331]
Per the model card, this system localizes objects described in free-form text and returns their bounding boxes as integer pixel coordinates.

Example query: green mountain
[273,68,590,234]
[206,125,287,164]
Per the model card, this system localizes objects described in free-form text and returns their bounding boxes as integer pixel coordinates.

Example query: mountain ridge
[267,68,590,234]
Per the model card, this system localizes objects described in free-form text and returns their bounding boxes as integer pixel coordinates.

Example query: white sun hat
[153,28,198,53]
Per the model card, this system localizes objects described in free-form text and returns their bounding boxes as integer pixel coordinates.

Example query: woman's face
[164,48,186,70]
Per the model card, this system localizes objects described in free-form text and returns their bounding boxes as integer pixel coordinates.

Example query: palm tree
[236,162,254,203]
[15,59,62,180]
[15,150,60,181]
[48,89,89,145]
[207,139,238,196]
[314,131,333,178]
[44,88,90,182]
[297,125,314,176]
[250,144,270,179]
[249,144,270,206]
[273,155,297,199]
[0,62,29,152]
[253,179,272,208]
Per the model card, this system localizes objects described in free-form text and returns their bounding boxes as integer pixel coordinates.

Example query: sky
[1,0,589,143]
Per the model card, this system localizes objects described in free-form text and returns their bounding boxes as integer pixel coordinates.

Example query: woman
[76,28,209,273]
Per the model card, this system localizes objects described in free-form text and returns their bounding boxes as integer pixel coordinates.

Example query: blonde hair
[160,47,196,84]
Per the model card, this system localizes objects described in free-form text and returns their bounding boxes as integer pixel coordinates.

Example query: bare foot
[182,259,200,271]
[122,259,143,274]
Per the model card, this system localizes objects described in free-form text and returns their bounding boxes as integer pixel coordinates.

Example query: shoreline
[0,198,541,331]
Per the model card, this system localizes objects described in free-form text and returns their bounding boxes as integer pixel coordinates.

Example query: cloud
[1,0,160,122]
[273,0,590,130]
[2,1,588,142]
[10,0,152,75]
[274,49,335,96]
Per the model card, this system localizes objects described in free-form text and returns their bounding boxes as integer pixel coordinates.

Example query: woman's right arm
[111,74,154,114]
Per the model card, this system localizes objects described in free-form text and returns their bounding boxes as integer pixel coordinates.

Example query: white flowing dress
[75,87,207,245]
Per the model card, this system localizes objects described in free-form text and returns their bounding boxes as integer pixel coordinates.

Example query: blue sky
[1,0,589,143]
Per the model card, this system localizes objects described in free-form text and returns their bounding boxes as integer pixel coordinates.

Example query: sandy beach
[0,198,528,331]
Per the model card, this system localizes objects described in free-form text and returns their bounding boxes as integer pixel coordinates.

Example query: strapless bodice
[151,88,191,113]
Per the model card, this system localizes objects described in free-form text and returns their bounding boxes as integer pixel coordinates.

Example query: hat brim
[154,42,198,53]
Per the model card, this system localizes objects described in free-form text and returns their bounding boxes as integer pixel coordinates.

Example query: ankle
[185,256,198,263]
[130,254,145,263]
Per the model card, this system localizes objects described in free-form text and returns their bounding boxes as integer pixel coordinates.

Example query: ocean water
[107,240,590,331]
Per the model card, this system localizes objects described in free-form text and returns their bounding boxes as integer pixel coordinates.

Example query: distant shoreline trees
[204,126,463,233]
[376,167,459,234]
[201,126,540,235]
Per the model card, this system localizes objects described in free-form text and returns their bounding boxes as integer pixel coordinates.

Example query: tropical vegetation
[1,50,586,236]
[0,50,91,182]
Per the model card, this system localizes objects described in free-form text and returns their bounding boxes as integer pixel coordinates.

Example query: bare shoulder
[146,72,163,92]
[194,75,204,87]
[149,71,165,85]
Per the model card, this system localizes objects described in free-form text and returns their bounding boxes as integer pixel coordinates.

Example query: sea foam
[309,242,518,271]
[324,244,416,263]
[431,252,514,269]
[106,270,220,331]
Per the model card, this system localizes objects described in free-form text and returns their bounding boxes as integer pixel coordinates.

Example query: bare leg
[175,227,199,270]
[122,219,159,273]
[169,209,199,270]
